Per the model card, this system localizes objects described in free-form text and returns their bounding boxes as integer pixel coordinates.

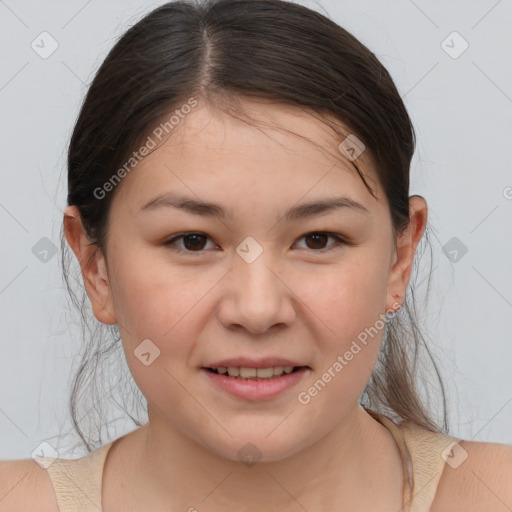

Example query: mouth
[201,365,310,381]
[200,357,312,400]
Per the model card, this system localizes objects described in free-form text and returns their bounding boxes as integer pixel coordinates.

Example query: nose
[216,251,296,335]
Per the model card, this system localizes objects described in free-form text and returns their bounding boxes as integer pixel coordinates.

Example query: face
[65,97,425,463]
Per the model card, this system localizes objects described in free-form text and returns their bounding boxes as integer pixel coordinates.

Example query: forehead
[113,97,386,216]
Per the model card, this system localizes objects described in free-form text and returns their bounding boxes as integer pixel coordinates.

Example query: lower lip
[201,367,309,400]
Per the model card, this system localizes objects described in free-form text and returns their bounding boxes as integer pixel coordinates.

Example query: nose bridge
[220,236,294,333]
[234,238,282,305]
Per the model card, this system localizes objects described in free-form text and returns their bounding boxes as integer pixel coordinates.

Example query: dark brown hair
[61,0,448,452]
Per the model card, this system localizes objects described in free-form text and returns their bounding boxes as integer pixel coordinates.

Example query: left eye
[295,232,345,251]
[163,231,346,255]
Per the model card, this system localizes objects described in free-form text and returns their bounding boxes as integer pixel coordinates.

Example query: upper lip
[202,357,309,369]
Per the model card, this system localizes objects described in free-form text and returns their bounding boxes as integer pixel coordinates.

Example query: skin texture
[63,97,428,510]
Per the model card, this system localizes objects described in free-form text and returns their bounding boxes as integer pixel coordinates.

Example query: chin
[203,431,307,465]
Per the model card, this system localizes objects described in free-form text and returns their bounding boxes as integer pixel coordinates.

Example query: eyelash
[162,231,348,256]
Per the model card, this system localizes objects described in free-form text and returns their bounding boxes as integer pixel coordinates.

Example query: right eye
[163,232,217,255]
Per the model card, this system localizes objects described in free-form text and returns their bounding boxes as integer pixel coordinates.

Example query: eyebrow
[140,193,370,222]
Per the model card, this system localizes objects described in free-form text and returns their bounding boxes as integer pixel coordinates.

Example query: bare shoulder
[431,439,512,512]
[0,458,59,512]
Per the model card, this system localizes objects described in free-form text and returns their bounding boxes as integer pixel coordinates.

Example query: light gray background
[1,0,511,459]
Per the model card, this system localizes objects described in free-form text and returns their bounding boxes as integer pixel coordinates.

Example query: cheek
[110,248,212,341]
[293,258,387,396]
[110,256,212,409]
[298,257,388,342]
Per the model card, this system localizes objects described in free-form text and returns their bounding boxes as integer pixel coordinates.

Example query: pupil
[307,233,327,249]
[184,234,205,251]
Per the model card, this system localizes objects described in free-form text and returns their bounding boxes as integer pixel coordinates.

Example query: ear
[385,195,428,314]
[63,205,117,325]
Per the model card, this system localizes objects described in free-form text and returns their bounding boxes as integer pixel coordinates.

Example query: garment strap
[370,411,461,512]
[42,441,114,512]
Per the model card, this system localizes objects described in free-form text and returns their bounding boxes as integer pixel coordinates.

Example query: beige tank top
[42,412,460,511]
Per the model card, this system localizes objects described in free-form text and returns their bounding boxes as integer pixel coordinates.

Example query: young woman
[1,1,511,511]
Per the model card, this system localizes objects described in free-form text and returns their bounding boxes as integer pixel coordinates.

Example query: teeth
[273,366,283,375]
[239,367,257,378]
[227,367,240,377]
[215,366,297,378]
[254,367,274,378]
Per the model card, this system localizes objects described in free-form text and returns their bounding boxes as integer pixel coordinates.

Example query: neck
[121,405,404,511]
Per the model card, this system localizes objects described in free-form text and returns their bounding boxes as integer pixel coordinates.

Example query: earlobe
[385,196,428,314]
[63,206,117,325]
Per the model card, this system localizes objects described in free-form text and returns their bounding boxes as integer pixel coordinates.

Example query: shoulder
[431,439,512,512]
[0,458,59,512]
